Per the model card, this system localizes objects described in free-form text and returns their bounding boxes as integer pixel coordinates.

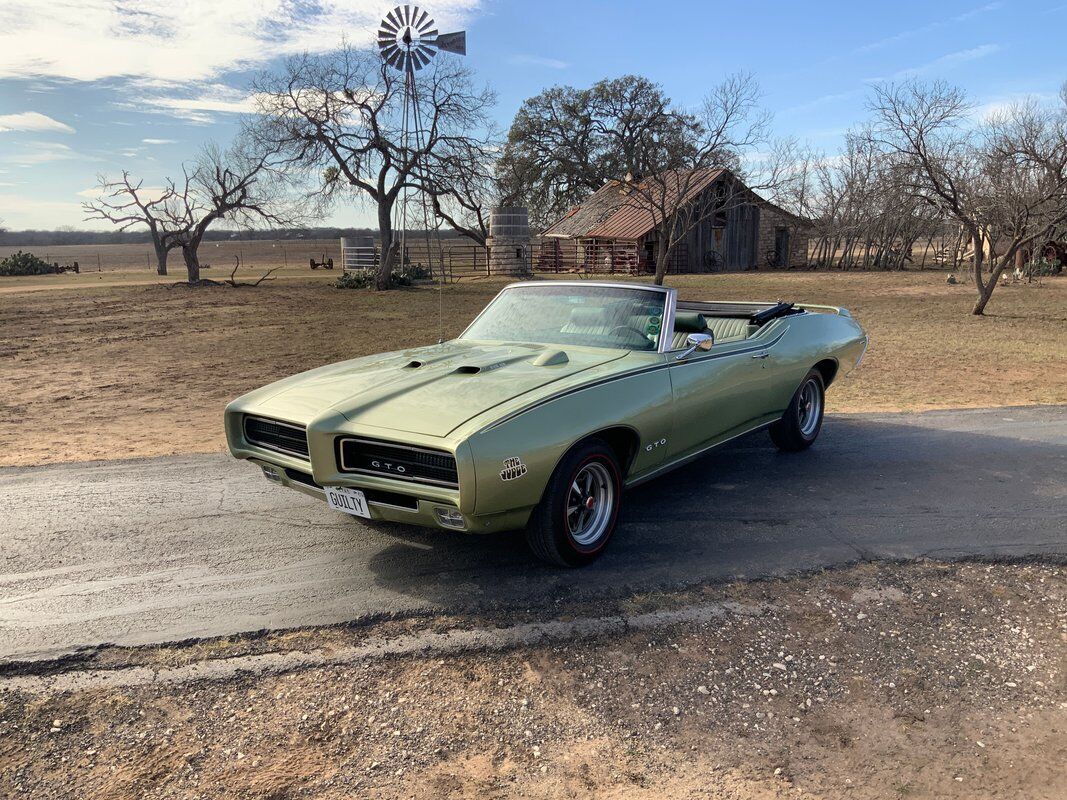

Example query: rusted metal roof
[540,181,632,238]
[541,168,726,240]
[540,168,811,240]
[588,168,725,240]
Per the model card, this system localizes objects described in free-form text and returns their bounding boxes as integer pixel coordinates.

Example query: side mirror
[675,332,714,360]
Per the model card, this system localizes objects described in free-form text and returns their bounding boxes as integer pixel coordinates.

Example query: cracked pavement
[1,406,1064,662]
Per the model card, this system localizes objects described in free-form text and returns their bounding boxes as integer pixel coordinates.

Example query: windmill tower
[376,5,466,282]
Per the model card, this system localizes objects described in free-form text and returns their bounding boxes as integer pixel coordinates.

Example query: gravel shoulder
[2,560,1064,799]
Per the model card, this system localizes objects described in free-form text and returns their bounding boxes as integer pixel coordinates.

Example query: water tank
[490,207,529,238]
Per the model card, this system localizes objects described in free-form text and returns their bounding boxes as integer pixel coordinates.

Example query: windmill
[376,5,466,290]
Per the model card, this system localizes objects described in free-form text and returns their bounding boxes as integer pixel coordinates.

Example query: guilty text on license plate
[325,486,371,518]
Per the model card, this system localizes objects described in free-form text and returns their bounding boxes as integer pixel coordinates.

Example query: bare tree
[83,174,179,275]
[249,46,495,289]
[160,142,294,283]
[870,80,1067,314]
[619,73,774,284]
[425,137,499,245]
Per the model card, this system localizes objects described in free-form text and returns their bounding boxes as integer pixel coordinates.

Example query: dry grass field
[0,239,344,274]
[0,271,1064,468]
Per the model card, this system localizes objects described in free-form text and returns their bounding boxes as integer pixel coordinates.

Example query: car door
[665,337,771,461]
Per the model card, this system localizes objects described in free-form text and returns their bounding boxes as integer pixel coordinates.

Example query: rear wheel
[769,369,825,452]
[525,439,622,567]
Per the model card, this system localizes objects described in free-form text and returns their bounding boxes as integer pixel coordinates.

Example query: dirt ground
[1,560,1063,799]
[1,271,1064,468]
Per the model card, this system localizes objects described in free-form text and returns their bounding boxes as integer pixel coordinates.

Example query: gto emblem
[645,438,667,452]
[370,459,406,474]
[500,456,528,481]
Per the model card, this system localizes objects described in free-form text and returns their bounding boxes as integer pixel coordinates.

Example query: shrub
[335,270,375,289]
[0,250,54,277]
[1027,256,1062,277]
[334,264,433,289]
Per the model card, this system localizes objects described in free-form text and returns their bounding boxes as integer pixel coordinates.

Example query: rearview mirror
[675,332,714,360]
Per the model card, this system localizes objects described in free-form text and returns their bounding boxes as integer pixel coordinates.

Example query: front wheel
[525,439,622,567]
[769,369,825,452]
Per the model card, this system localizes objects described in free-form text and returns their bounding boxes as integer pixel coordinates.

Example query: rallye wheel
[525,439,622,567]
[769,368,825,452]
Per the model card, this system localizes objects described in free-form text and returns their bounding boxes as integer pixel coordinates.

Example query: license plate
[325,486,371,519]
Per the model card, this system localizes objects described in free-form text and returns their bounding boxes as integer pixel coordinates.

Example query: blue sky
[0,0,1064,230]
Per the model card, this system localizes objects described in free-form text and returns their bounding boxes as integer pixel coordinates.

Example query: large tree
[83,174,180,275]
[85,141,292,283]
[497,75,696,228]
[162,142,292,283]
[249,46,495,288]
[870,80,1067,314]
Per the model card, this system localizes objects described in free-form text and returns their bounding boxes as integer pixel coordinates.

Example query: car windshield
[461,284,667,352]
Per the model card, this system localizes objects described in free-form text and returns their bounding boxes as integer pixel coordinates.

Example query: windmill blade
[378,17,398,34]
[413,47,432,69]
[380,43,401,62]
[401,5,412,25]
[385,7,404,30]
[414,8,431,32]
[433,31,466,55]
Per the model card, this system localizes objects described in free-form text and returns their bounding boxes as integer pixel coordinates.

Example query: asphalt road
[1,406,1064,662]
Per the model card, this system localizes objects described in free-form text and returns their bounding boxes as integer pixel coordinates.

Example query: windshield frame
[459,281,678,354]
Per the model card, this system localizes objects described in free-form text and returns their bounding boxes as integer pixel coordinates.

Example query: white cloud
[0,111,75,133]
[0,1,480,83]
[508,54,569,70]
[3,142,79,166]
[854,3,1002,54]
[76,184,167,200]
[0,193,86,227]
[874,44,1002,82]
[142,138,177,145]
[974,91,1059,122]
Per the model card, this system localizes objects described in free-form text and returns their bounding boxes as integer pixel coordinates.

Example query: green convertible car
[225,281,867,566]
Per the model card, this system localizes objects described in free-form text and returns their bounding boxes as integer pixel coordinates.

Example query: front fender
[467,366,673,517]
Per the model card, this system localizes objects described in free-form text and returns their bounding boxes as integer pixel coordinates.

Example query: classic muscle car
[225,281,867,566]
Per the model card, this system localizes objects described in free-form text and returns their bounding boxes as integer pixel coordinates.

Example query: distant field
[0,239,344,273]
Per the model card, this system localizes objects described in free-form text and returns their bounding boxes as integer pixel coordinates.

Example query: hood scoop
[531,349,569,367]
[403,360,424,369]
[452,365,481,375]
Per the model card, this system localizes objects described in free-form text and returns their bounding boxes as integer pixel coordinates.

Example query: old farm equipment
[310,253,335,270]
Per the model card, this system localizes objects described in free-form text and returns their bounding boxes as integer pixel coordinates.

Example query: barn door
[774,227,790,268]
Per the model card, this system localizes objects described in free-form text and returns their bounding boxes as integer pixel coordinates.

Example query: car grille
[337,437,459,488]
[244,416,309,459]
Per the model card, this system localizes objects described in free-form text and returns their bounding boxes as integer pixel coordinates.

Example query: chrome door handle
[752,352,769,359]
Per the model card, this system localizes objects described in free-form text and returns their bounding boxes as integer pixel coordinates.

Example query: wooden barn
[540,168,810,273]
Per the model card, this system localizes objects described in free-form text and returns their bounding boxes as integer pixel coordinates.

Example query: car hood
[249,340,630,437]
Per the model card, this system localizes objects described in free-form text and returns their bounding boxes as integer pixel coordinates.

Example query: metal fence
[339,238,708,280]
[530,240,692,275]
[340,242,489,281]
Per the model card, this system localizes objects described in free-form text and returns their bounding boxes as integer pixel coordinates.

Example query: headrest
[673,312,707,333]
[568,307,606,327]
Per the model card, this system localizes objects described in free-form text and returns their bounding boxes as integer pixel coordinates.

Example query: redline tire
[525,439,622,567]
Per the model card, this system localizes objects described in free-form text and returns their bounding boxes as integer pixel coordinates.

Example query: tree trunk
[182,245,201,284]
[652,238,671,286]
[970,234,995,315]
[153,242,170,276]
[377,204,395,290]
